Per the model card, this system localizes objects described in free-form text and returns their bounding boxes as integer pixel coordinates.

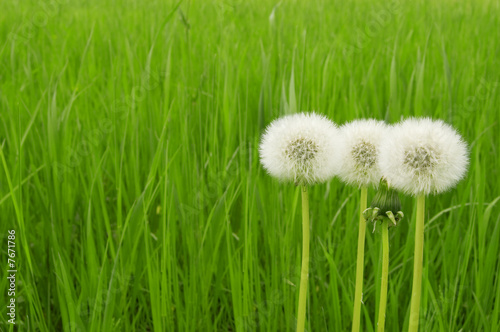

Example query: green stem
[409,194,425,332]
[352,186,368,332]
[377,220,389,332]
[297,185,310,332]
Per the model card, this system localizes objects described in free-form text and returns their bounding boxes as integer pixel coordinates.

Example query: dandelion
[378,118,469,196]
[363,178,404,332]
[260,112,341,185]
[378,118,469,332]
[338,119,388,188]
[336,119,388,332]
[260,112,341,332]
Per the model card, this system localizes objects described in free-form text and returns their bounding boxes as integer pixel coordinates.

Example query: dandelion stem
[297,185,310,332]
[377,219,389,332]
[409,194,425,332]
[352,186,368,332]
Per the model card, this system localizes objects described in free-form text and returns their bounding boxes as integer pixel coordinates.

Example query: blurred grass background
[1,0,500,330]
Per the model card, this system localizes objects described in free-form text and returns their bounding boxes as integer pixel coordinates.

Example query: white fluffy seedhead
[259,112,341,185]
[379,118,469,196]
[337,119,388,187]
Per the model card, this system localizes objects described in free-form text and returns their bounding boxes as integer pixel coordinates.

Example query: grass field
[1,0,500,331]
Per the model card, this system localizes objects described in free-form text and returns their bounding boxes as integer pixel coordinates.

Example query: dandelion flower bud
[364,178,404,229]
[259,112,341,185]
[379,118,469,196]
[337,119,389,188]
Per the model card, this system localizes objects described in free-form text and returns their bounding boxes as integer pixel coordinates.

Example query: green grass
[1,0,500,330]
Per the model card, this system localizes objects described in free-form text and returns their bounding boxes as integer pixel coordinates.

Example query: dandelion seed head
[352,140,377,170]
[259,112,341,185]
[379,118,469,196]
[403,145,439,174]
[337,119,388,187]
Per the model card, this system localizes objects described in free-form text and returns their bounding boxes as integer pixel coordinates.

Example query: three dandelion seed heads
[260,114,469,195]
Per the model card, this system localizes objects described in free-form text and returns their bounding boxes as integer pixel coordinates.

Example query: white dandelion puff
[378,118,469,196]
[259,112,341,185]
[337,119,389,188]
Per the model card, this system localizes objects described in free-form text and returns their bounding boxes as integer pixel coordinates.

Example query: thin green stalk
[378,220,389,332]
[297,185,310,332]
[409,194,426,332]
[352,186,368,332]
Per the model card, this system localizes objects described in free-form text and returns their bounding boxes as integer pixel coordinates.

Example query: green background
[1,0,499,330]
